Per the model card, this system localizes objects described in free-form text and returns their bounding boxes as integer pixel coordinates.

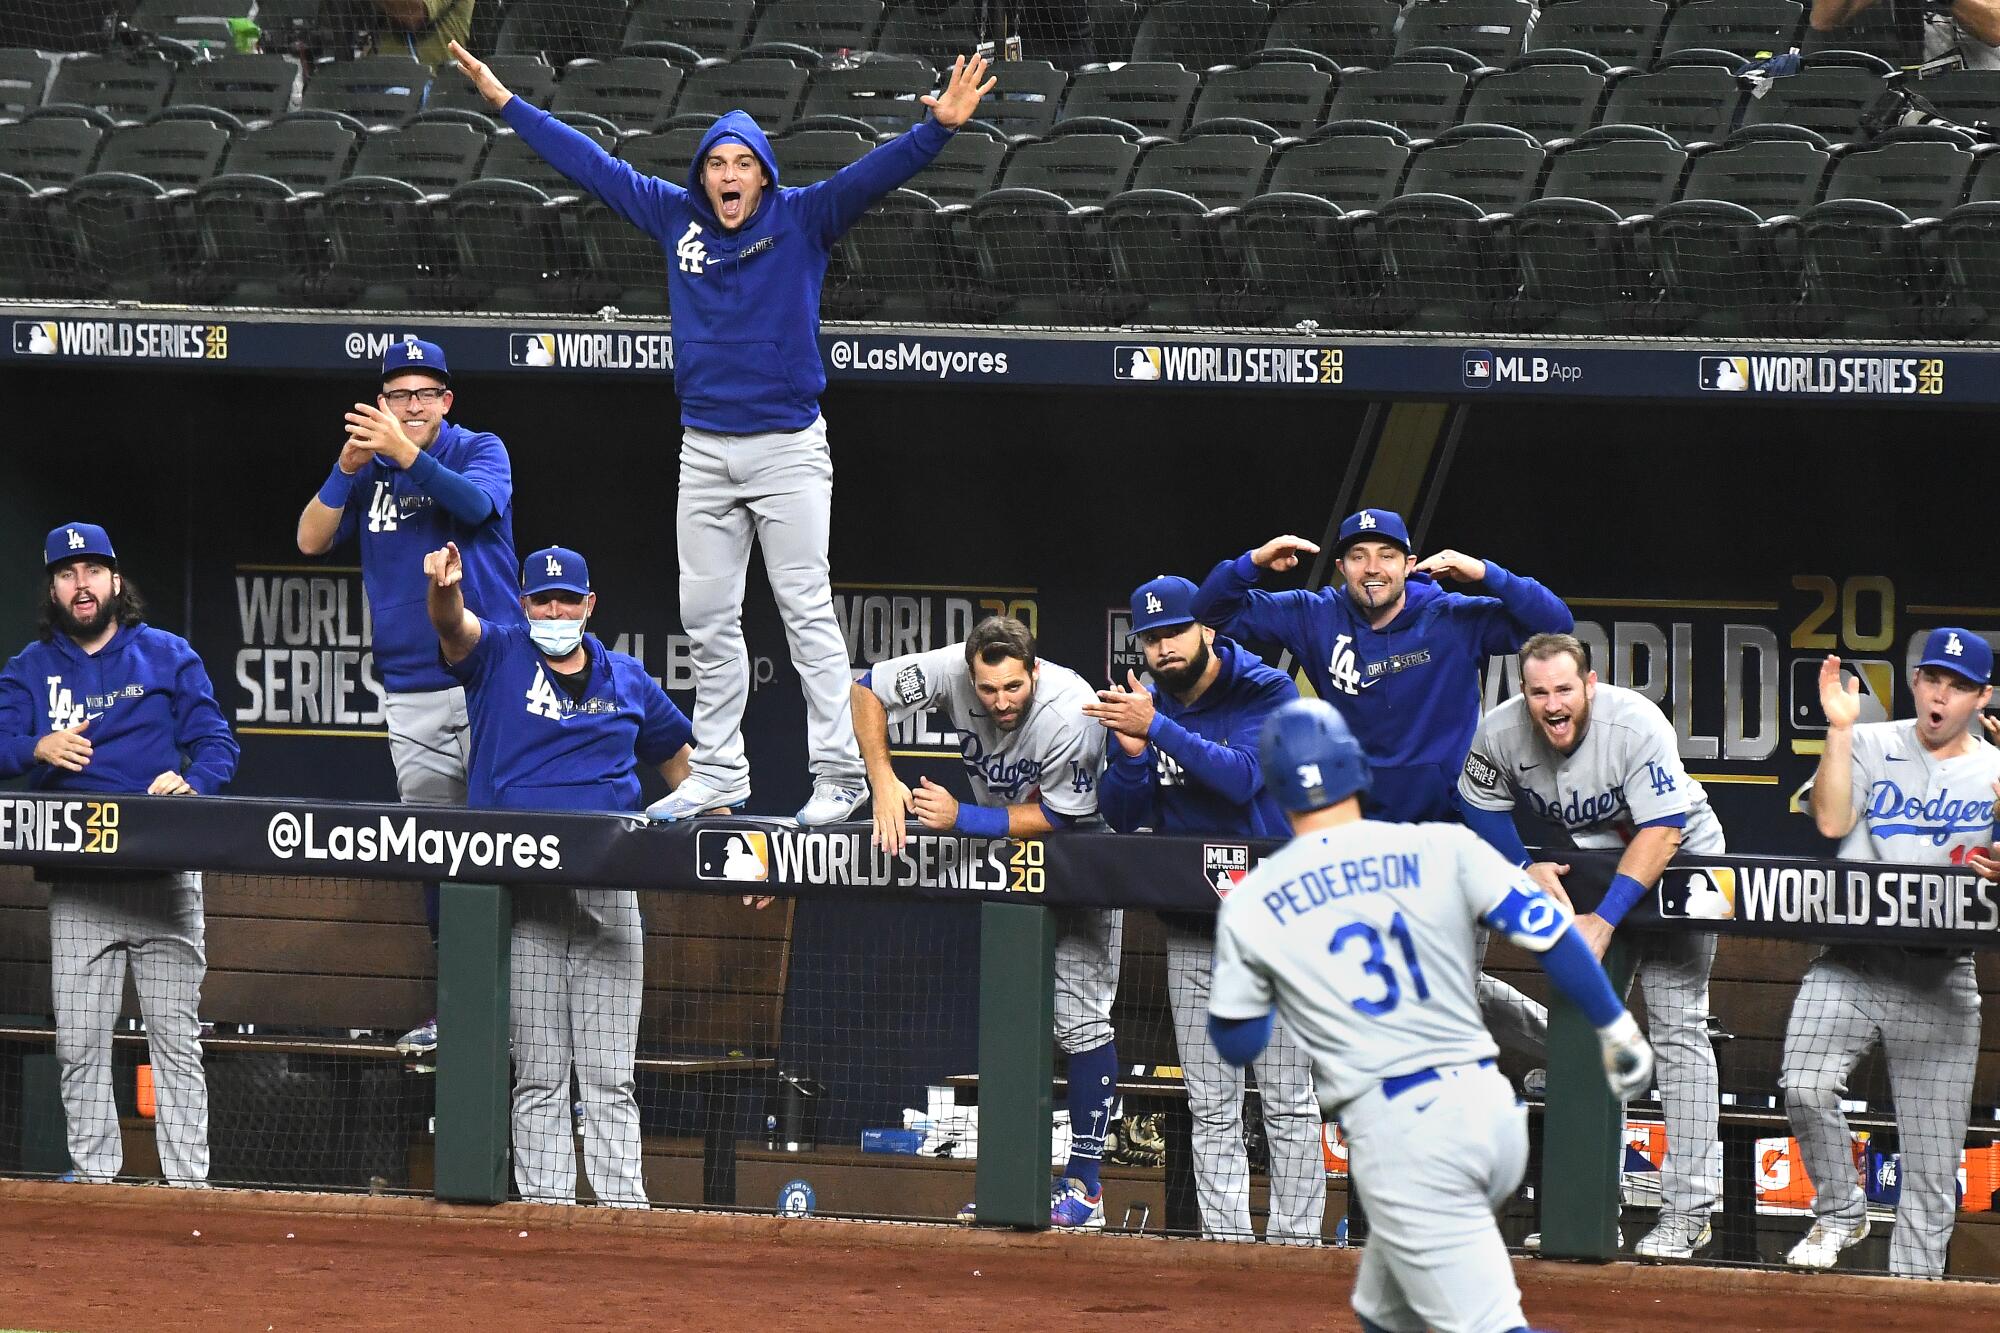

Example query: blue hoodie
[1192,553,1572,823]
[499,98,953,435]
[1098,637,1295,840]
[0,623,239,795]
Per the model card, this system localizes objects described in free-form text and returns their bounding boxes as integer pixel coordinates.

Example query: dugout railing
[0,791,1996,1270]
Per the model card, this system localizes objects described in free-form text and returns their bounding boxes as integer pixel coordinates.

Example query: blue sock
[423,881,441,946]
[1063,1040,1117,1196]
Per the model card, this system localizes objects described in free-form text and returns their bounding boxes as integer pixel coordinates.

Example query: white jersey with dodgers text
[1211,819,1540,1111]
[1458,683,1726,854]
[870,646,1106,816]
[1837,719,2000,866]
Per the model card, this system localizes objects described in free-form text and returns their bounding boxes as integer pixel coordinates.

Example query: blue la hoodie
[0,623,239,794]
[1191,553,1572,823]
[499,98,953,435]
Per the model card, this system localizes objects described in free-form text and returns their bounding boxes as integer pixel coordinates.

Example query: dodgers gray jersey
[1836,720,2000,865]
[870,647,1106,816]
[1458,684,1725,855]
[1211,820,1538,1110]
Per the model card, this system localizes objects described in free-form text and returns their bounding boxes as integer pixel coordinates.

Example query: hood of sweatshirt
[687,109,780,229]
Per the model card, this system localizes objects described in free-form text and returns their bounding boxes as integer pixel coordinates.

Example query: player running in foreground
[1207,699,1652,1333]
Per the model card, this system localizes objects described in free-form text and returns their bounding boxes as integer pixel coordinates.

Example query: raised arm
[1810,654,1864,839]
[298,436,371,555]
[425,542,482,665]
[1189,537,1322,648]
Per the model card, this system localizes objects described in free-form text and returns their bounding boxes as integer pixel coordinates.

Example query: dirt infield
[0,1183,1995,1332]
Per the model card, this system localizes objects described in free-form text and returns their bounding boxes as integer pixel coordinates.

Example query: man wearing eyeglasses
[296,338,521,1061]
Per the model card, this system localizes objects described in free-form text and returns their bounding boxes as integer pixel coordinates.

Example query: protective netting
[5,1,2000,336]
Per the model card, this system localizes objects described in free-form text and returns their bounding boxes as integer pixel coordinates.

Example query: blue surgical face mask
[529,617,585,658]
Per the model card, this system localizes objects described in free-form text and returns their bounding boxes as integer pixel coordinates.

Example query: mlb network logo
[1462,351,1493,387]
[1657,868,1736,921]
[1114,345,1162,381]
[1699,356,1750,391]
[13,321,57,355]
[1204,843,1251,899]
[511,333,557,367]
[694,828,769,882]
[1105,608,1144,683]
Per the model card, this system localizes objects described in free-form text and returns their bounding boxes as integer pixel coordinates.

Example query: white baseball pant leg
[383,687,471,805]
[1164,923,1325,1244]
[1634,930,1721,1225]
[49,872,208,1185]
[678,419,864,793]
[1881,954,1979,1277]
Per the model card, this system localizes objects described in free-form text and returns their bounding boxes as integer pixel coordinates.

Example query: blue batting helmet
[1261,698,1371,813]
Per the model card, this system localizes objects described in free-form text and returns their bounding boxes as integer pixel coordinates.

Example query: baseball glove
[1108,1112,1165,1168]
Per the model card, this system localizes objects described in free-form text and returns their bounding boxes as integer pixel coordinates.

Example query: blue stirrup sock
[1063,1040,1118,1196]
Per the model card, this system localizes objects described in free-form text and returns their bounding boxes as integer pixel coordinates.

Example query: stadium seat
[1648,136,1831,332]
[877,0,978,69]
[623,0,757,60]
[315,119,490,308]
[1597,63,1746,145]
[965,133,1140,322]
[0,114,104,186]
[1658,0,1805,64]
[1512,127,1690,331]
[482,116,618,194]
[822,185,948,319]
[670,58,811,135]
[1395,0,1537,67]
[1324,62,1471,142]
[967,60,1067,140]
[748,0,889,59]
[426,57,555,122]
[1796,129,1978,334]
[0,109,97,297]
[300,55,431,130]
[1525,0,1670,70]
[1936,152,2000,335]
[551,56,685,134]
[167,53,303,127]
[53,117,230,300]
[1262,0,1403,71]
[217,113,359,187]
[1090,0,1147,58]
[444,175,583,311]
[906,126,1006,203]
[495,0,628,65]
[46,54,176,126]
[187,117,361,305]
[774,125,876,184]
[1913,68,2000,127]
[1187,61,1335,139]
[1738,52,1892,144]
[1101,132,1276,320]
[350,119,491,193]
[1128,1,1275,68]
[0,48,56,121]
[571,133,695,315]
[0,170,42,295]
[1058,63,1201,139]
[1460,60,1609,143]
[1374,125,1547,329]
[130,0,253,54]
[619,126,713,178]
[801,58,937,136]
[1228,128,1414,327]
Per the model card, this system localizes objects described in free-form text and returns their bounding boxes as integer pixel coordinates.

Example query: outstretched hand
[448,40,514,110]
[922,53,997,130]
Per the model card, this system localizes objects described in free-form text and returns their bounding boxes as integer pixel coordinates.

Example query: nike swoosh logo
[1412,1098,1438,1114]
[1884,756,1905,762]
[1519,762,1539,771]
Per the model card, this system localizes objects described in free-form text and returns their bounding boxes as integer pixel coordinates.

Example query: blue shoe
[1050,1177,1105,1231]
[647,779,750,822]
[396,1017,437,1056]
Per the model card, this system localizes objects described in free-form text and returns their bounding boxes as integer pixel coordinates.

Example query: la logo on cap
[1298,762,1322,788]
[1358,512,1377,530]
[66,529,83,550]
[1145,592,1163,614]
[545,554,562,576]
[405,344,425,360]
[1948,632,1964,657]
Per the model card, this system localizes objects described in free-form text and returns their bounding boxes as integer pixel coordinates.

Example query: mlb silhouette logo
[1462,351,1493,387]
[1657,867,1736,920]
[511,333,557,367]
[695,829,769,882]
[1699,356,1749,391]
[1114,346,1162,381]
[14,321,57,355]
[1204,844,1251,898]
[1106,609,1143,682]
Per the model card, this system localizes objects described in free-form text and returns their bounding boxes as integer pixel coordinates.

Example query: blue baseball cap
[44,522,115,569]
[1334,508,1411,555]
[381,338,449,383]
[1918,627,1992,685]
[522,546,590,596]
[1129,574,1199,637]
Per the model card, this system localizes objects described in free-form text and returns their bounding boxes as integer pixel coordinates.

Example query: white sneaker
[646,779,750,822]
[1636,1215,1713,1259]
[795,782,866,826]
[1786,1215,1869,1270]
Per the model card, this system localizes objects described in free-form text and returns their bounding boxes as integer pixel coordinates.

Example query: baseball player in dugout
[426,539,697,1208]
[1086,575,1325,1244]
[1192,508,1571,1058]
[297,338,520,1063]
[1209,698,1651,1333]
[447,39,996,828]
[1781,631,1998,1277]
[851,616,1118,1229]
[0,523,240,1186]
[1458,632,1728,1261]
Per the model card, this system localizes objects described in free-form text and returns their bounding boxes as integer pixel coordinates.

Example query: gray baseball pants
[678,418,865,793]
[48,872,208,1185]
[384,686,471,806]
[1166,923,1326,1244]
[509,886,648,1208]
[1629,931,1721,1225]
[1781,947,1980,1278]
